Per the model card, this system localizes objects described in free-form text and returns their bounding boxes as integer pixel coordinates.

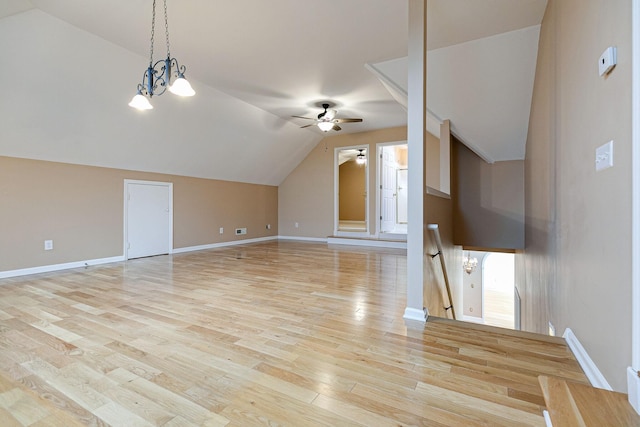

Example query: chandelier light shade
[317,121,334,132]
[129,0,195,110]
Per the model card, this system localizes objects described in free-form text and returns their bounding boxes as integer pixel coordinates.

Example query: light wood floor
[0,241,588,426]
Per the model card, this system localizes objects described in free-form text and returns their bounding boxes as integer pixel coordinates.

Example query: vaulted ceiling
[0,0,547,185]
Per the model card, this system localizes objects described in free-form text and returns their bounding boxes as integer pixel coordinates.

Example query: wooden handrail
[427,224,456,320]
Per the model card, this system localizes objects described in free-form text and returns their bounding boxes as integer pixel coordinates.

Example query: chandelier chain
[149,0,156,65]
[164,0,170,58]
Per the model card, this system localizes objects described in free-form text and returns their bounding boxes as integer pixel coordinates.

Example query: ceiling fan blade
[292,115,316,120]
[334,118,363,123]
[300,124,316,129]
[332,124,342,131]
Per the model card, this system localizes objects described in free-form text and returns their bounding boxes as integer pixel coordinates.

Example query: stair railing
[427,224,456,320]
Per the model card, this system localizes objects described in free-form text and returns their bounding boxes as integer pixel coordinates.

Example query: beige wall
[0,156,278,272]
[425,131,441,190]
[278,127,407,238]
[338,160,366,221]
[452,139,525,250]
[521,0,632,391]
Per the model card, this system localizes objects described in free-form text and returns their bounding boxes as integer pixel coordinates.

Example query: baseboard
[542,410,553,427]
[173,236,278,254]
[277,236,328,243]
[0,256,125,279]
[403,307,427,323]
[462,314,485,324]
[563,328,613,390]
[629,367,640,415]
[327,237,407,249]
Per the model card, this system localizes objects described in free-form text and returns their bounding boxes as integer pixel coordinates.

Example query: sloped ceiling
[0,1,547,185]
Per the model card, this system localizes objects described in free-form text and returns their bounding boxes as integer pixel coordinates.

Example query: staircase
[424,317,640,426]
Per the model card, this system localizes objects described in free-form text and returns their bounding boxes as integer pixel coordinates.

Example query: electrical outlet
[266,224,271,230]
[219,227,224,234]
[44,240,53,251]
[295,222,299,228]
[596,140,614,171]
[235,228,247,235]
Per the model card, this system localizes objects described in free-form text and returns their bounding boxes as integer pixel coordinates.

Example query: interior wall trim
[277,236,328,243]
[403,307,427,323]
[563,328,613,391]
[173,236,279,254]
[0,256,125,280]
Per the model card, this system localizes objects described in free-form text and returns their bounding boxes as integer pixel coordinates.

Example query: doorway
[334,146,369,236]
[124,180,173,259]
[377,142,408,236]
[462,250,516,329]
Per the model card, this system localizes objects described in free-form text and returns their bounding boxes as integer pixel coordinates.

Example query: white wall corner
[629,367,640,415]
[563,328,613,391]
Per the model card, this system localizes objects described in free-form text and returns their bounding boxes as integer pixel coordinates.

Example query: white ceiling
[0,0,547,184]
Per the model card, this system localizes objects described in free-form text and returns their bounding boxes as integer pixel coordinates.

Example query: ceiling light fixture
[317,121,334,132]
[128,0,195,110]
[356,149,366,165]
[463,251,478,275]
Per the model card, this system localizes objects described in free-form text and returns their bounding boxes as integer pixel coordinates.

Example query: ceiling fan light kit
[292,103,363,132]
[128,0,195,110]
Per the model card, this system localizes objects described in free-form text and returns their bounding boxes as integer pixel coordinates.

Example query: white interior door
[125,181,172,259]
[397,168,408,224]
[380,148,397,233]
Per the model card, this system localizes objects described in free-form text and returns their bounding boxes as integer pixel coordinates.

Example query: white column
[404,0,427,322]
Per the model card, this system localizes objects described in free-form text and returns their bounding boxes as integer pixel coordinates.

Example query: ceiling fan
[293,103,363,132]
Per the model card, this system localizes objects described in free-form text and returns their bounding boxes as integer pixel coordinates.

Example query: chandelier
[128,0,195,110]
[462,252,478,275]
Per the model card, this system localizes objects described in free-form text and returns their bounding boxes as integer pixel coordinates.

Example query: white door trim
[334,145,370,237]
[124,179,173,260]
[630,0,640,413]
[376,141,407,238]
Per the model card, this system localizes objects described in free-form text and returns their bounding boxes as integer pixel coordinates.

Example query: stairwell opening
[462,250,516,329]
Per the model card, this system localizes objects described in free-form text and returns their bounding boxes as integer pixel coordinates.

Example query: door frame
[630,0,640,411]
[334,145,370,237]
[123,179,173,260]
[375,141,407,238]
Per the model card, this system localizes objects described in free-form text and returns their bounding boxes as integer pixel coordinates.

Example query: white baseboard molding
[277,235,328,243]
[563,328,613,390]
[0,256,125,280]
[327,237,407,249]
[173,236,278,254]
[543,410,553,427]
[462,314,485,324]
[629,367,640,415]
[403,307,427,323]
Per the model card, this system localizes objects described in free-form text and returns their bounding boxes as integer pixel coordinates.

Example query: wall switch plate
[596,140,614,171]
[44,240,53,250]
[598,46,617,76]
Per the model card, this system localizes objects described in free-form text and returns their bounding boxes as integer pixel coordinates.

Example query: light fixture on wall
[356,149,366,165]
[128,0,195,110]
[462,251,478,275]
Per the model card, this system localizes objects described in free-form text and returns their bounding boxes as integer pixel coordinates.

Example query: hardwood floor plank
[0,241,589,425]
